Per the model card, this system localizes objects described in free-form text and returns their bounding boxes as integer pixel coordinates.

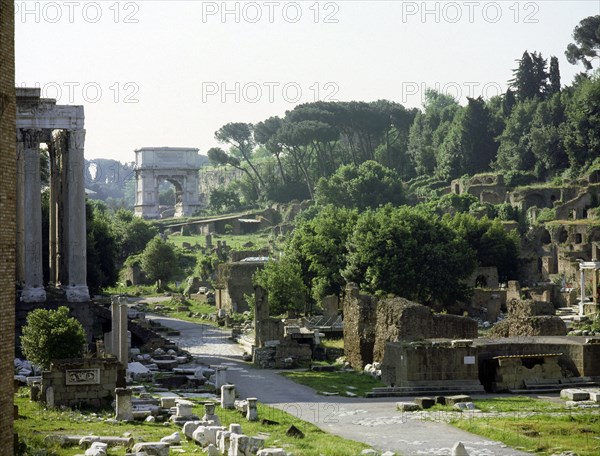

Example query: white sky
[14,0,600,163]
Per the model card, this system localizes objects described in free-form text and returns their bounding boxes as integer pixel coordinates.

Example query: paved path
[146,315,531,456]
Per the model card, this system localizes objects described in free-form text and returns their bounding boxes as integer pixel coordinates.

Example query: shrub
[20,306,86,369]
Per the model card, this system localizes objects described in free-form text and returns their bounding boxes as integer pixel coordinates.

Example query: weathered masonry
[0,0,17,451]
[16,88,89,303]
[134,147,201,219]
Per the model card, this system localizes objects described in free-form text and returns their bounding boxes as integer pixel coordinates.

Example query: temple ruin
[16,87,89,303]
[134,147,201,219]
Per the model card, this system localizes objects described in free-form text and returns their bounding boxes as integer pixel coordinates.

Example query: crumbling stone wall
[344,284,478,368]
[0,0,15,450]
[490,316,567,337]
[381,341,480,387]
[491,297,566,337]
[507,299,555,318]
[492,356,563,391]
[343,285,377,369]
[216,261,265,313]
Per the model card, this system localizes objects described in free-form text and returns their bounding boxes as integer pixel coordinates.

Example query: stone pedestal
[171,399,199,424]
[202,401,221,425]
[214,366,228,390]
[221,384,236,409]
[115,388,133,421]
[246,398,258,421]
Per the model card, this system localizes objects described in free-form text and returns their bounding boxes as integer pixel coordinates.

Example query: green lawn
[446,396,599,456]
[452,412,600,456]
[167,231,274,252]
[14,392,371,456]
[280,370,384,397]
[138,296,220,326]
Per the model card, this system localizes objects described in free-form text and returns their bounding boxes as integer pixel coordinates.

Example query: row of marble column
[16,128,89,303]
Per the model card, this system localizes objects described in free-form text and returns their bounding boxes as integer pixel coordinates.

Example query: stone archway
[134,147,201,219]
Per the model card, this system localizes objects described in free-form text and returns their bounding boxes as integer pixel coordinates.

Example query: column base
[21,286,47,303]
[65,285,90,302]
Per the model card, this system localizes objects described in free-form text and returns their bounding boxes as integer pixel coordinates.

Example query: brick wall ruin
[343,284,478,369]
[0,0,16,451]
[216,261,265,313]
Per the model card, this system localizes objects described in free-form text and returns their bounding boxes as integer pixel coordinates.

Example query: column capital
[20,128,42,149]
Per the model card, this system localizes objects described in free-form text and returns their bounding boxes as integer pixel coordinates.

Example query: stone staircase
[509,376,600,394]
[556,304,582,326]
[366,380,485,398]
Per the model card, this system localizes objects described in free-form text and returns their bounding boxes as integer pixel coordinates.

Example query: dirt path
[145,314,531,456]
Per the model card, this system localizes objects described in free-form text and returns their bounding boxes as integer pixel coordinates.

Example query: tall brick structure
[0,0,16,453]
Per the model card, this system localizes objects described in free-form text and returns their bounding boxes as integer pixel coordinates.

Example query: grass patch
[167,231,273,252]
[320,339,344,349]
[281,370,383,397]
[14,392,370,456]
[451,412,600,456]
[139,296,220,326]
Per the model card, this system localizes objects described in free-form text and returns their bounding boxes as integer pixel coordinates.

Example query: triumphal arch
[134,147,201,219]
[16,87,89,303]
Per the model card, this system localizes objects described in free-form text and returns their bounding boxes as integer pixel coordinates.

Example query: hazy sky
[15,1,600,163]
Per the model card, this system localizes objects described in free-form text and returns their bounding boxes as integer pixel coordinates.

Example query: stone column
[115,388,133,421]
[21,129,45,302]
[580,269,586,316]
[109,297,119,356]
[214,366,228,390]
[246,398,258,421]
[221,384,236,409]
[118,301,129,366]
[65,129,89,302]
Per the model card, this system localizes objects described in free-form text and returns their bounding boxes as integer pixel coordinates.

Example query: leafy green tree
[253,258,307,316]
[21,306,86,369]
[215,122,265,191]
[140,237,180,289]
[549,56,561,95]
[407,111,436,175]
[286,205,358,301]
[110,209,158,264]
[254,116,287,182]
[436,97,497,179]
[502,89,517,117]
[315,161,404,210]
[446,213,520,283]
[407,90,459,176]
[566,15,600,71]
[562,75,600,169]
[207,146,260,198]
[86,200,118,292]
[529,93,568,178]
[343,206,476,305]
[158,187,175,205]
[209,187,241,213]
[494,99,538,172]
[510,51,548,101]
